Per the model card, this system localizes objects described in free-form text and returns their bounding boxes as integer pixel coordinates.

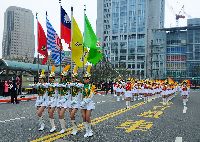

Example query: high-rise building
[97,0,165,79]
[2,6,35,63]
[186,18,200,82]
[151,18,200,83]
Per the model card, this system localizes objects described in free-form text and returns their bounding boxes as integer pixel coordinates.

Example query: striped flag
[46,15,65,65]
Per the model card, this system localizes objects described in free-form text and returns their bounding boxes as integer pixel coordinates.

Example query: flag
[46,15,65,65]
[37,21,48,65]
[84,14,102,65]
[61,6,71,44]
[72,17,88,67]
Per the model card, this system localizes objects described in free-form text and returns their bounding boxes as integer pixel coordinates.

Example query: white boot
[59,119,66,134]
[71,120,78,135]
[183,106,187,113]
[38,116,45,131]
[183,99,187,106]
[84,122,89,138]
[128,101,131,108]
[117,96,120,101]
[49,119,56,133]
[87,123,93,137]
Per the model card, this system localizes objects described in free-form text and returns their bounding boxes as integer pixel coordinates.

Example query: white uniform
[47,83,59,108]
[80,84,95,110]
[69,82,83,109]
[32,83,48,107]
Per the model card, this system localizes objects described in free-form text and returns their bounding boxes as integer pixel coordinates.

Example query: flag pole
[83,5,86,80]
[59,0,62,81]
[36,12,40,82]
[46,11,50,83]
[71,7,73,81]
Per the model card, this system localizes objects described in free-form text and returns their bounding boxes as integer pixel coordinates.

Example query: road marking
[175,137,182,142]
[31,102,145,142]
[137,110,163,119]
[0,117,26,123]
[116,120,153,133]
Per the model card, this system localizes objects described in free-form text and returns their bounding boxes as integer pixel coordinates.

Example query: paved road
[0,90,200,142]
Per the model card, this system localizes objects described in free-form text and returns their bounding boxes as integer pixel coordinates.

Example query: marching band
[30,66,191,137]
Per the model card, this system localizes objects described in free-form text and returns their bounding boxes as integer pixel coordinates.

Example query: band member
[47,66,58,133]
[161,82,167,105]
[80,66,95,138]
[181,81,190,113]
[69,66,82,135]
[57,65,71,133]
[116,81,122,101]
[33,70,48,131]
[125,78,132,108]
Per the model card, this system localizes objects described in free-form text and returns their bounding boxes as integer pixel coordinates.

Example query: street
[0,90,200,142]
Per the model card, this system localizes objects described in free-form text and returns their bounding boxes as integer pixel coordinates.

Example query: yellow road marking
[153,105,170,110]
[116,120,153,133]
[31,102,145,142]
[137,110,163,119]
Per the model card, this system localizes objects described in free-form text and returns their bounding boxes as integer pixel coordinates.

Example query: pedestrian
[109,81,113,94]
[0,80,4,96]
[10,79,18,104]
[80,70,95,138]
[3,80,9,97]
[16,76,21,95]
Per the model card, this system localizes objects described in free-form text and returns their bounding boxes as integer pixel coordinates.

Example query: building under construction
[150,18,200,84]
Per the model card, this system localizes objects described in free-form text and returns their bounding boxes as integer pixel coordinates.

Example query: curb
[0,97,37,103]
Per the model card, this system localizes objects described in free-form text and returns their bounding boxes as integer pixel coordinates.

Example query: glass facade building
[2,6,35,63]
[97,0,165,79]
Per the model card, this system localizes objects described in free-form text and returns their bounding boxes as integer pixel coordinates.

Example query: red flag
[61,6,71,45]
[37,21,48,64]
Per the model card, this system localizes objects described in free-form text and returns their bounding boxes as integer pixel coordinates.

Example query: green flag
[84,14,97,48]
[84,14,103,65]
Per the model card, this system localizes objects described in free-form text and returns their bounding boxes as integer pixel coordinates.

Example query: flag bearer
[68,66,82,135]
[80,67,95,138]
[47,66,58,133]
[33,70,48,131]
[57,65,71,133]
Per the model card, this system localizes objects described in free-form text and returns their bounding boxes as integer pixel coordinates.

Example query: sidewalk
[0,94,37,103]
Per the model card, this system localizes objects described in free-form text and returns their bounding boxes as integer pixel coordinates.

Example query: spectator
[16,76,21,95]
[10,79,19,104]
[0,80,4,96]
[4,80,9,97]
[109,81,113,94]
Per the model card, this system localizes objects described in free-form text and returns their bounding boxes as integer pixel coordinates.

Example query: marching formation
[30,64,191,138]
[30,65,95,138]
[113,78,190,112]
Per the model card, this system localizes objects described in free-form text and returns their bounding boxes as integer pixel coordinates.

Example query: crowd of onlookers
[93,81,114,95]
[0,76,21,104]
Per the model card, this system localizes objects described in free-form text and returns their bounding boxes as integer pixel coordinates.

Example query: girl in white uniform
[116,82,122,101]
[124,79,132,108]
[56,66,71,134]
[47,67,58,133]
[33,70,48,131]
[68,73,82,135]
[181,81,190,113]
[80,72,95,138]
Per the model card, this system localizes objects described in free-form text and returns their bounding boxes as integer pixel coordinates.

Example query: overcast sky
[0,0,200,57]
